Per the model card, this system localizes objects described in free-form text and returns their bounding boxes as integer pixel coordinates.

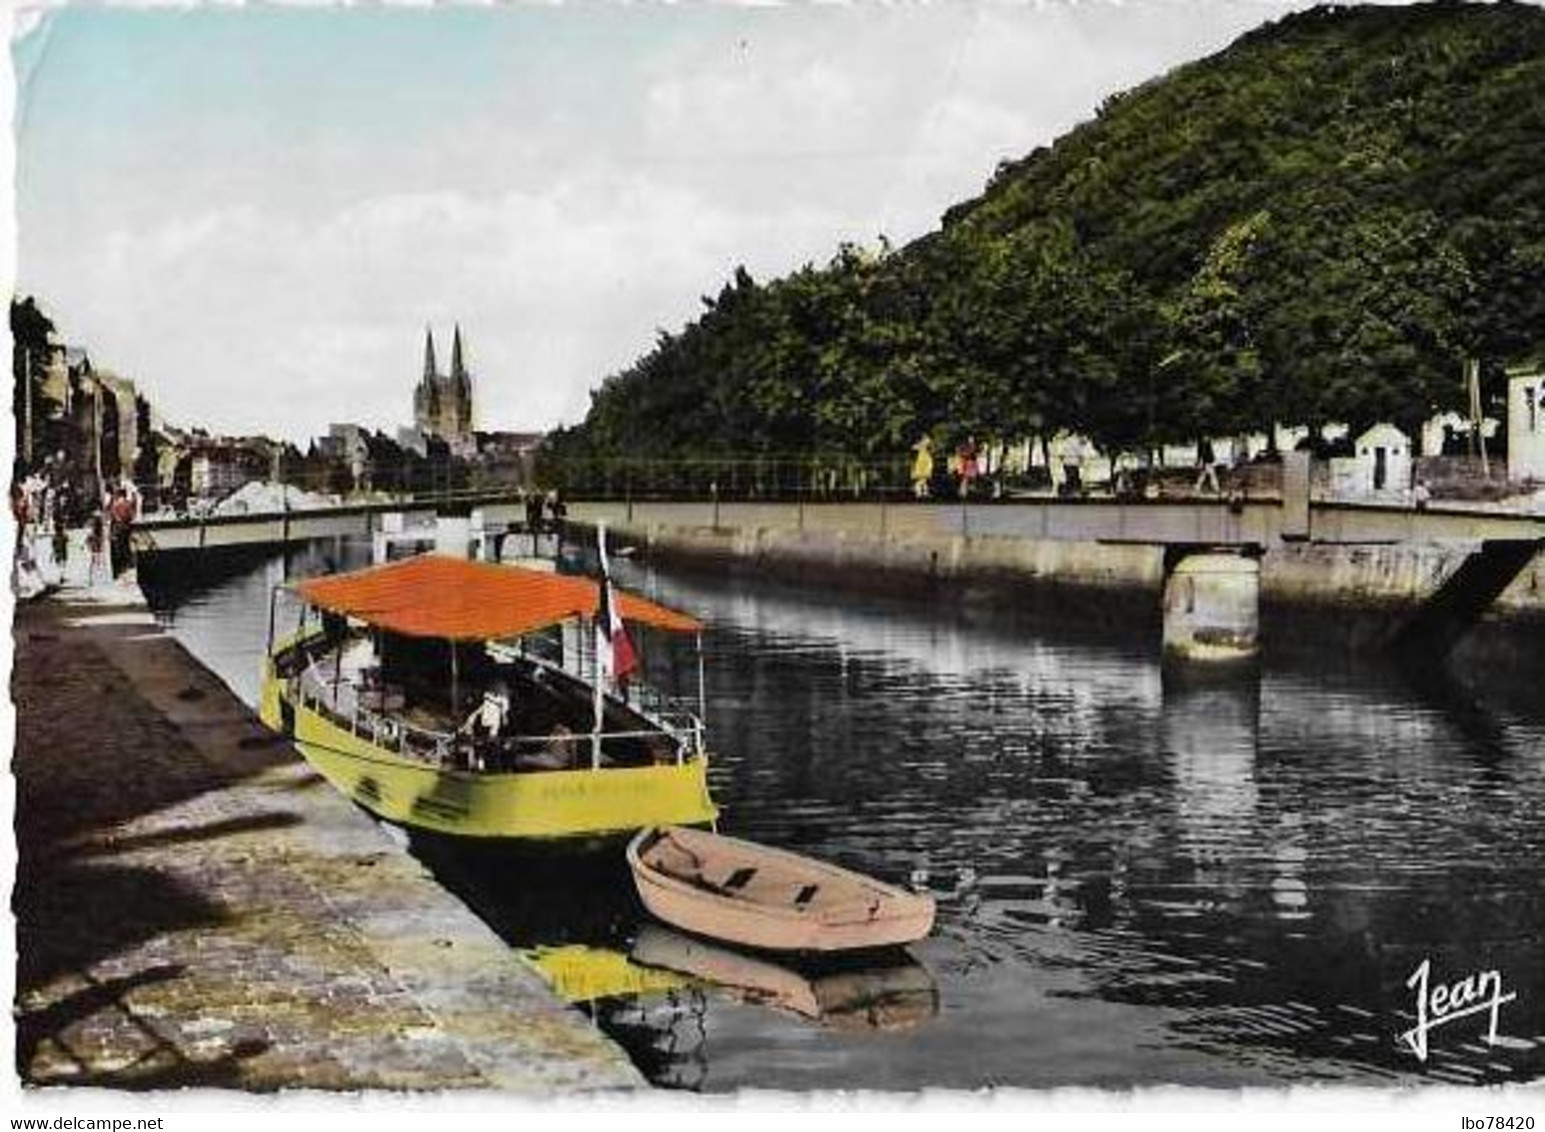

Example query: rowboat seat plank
[648,831,856,912]
[651,839,706,883]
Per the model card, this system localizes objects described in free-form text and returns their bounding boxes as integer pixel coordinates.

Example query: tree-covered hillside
[547,2,1545,479]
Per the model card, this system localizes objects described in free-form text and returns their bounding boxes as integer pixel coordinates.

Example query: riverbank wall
[571,507,1545,652]
[12,593,643,1091]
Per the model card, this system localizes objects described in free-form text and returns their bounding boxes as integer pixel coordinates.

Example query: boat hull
[627,827,936,953]
[261,671,718,840]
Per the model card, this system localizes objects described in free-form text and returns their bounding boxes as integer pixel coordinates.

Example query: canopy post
[695,631,706,758]
[591,616,604,770]
[266,585,278,658]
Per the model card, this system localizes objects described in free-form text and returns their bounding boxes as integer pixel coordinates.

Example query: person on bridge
[911,436,934,499]
[956,436,980,499]
[1194,438,1221,495]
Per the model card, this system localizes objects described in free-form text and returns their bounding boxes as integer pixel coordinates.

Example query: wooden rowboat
[626,826,935,953]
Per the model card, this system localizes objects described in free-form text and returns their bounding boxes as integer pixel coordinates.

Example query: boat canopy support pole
[590,616,604,770]
[695,632,706,762]
[266,585,278,658]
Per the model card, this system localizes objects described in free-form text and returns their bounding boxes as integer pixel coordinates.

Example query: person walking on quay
[911,436,934,499]
[1194,437,1220,495]
[51,511,69,583]
[107,487,137,578]
[11,478,30,539]
[15,473,41,547]
[86,514,107,585]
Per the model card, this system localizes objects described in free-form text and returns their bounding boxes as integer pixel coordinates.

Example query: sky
[15,0,1307,444]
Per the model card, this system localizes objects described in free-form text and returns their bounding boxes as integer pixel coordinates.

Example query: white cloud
[29,168,858,442]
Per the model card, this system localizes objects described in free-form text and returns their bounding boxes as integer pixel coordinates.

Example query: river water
[142,541,1545,1092]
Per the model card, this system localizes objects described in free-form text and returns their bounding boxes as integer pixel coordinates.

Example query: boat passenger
[456,681,512,767]
[467,683,512,741]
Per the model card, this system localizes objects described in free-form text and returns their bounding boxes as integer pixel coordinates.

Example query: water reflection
[630,925,938,1032]
[522,943,691,1005]
[1161,671,1262,870]
[143,546,1545,1090]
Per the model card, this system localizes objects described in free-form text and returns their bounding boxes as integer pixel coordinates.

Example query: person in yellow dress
[910,436,934,498]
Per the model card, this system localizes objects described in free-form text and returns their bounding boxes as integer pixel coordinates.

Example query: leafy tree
[541,1,1545,487]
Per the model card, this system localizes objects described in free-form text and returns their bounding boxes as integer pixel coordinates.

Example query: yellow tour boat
[258,552,719,840]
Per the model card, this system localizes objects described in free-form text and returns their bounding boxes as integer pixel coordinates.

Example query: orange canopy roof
[295,554,703,641]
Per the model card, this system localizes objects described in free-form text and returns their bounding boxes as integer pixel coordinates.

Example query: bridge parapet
[570,497,1543,548]
[131,491,1544,557]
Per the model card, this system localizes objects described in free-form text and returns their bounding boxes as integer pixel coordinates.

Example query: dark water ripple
[146,546,1545,1092]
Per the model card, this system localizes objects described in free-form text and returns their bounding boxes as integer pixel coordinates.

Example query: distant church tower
[413,324,474,442]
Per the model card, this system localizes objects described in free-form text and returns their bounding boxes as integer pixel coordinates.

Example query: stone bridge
[132,483,1543,665]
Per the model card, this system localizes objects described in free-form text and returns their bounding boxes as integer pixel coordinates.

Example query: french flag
[596,525,639,685]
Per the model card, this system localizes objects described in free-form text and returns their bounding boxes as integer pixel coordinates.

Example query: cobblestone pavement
[13,597,643,1091]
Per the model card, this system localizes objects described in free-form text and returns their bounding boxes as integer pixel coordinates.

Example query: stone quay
[12,591,642,1092]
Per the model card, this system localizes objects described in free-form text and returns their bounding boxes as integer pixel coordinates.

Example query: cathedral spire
[423,325,439,382]
[450,323,466,382]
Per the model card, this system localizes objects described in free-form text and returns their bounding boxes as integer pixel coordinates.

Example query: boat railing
[293,669,457,763]
[503,645,707,762]
[492,633,564,668]
[290,665,706,770]
[489,636,705,741]
[624,681,699,720]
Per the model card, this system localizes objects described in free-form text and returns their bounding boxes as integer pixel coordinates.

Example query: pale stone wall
[609,522,1164,595]
[1497,550,1545,616]
[1263,542,1545,617]
[592,514,1545,622]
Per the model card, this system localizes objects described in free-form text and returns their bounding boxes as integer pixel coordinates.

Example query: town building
[24,344,147,504]
[186,436,271,503]
[93,369,140,480]
[1507,361,1545,483]
[1342,422,1412,497]
[319,423,374,491]
[395,427,429,458]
